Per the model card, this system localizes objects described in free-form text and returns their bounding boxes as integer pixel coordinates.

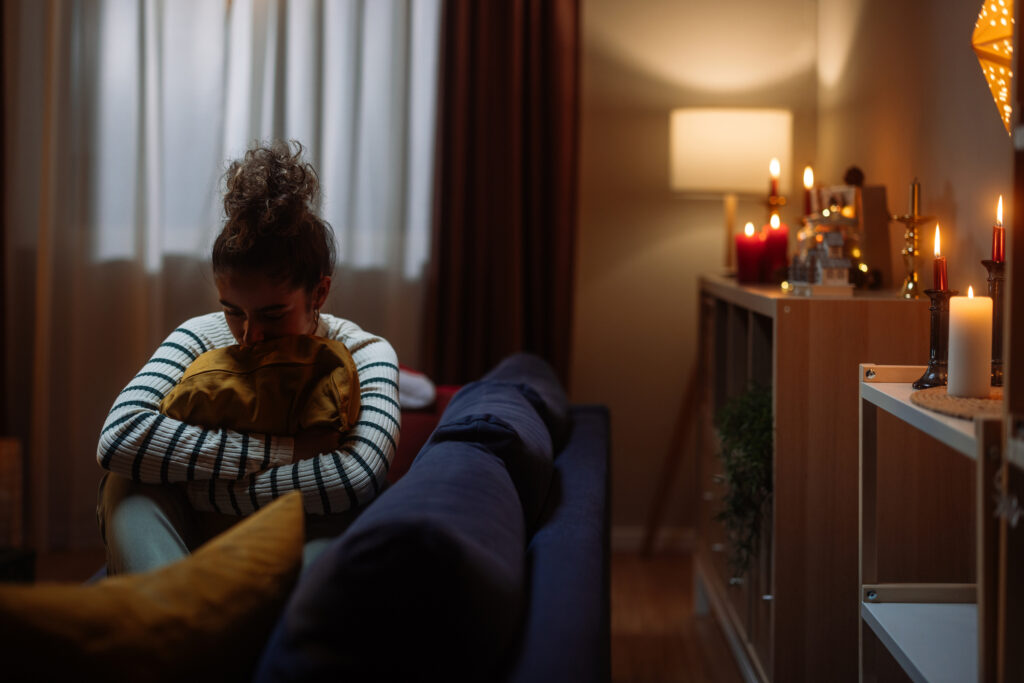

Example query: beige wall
[572,0,1013,537]
[817,0,1013,288]
[571,0,819,534]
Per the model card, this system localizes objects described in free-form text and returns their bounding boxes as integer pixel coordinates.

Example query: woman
[96,141,400,574]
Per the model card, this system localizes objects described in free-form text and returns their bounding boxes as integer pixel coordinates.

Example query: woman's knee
[97,473,198,573]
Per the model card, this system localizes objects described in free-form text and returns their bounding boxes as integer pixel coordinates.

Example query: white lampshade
[669,108,793,196]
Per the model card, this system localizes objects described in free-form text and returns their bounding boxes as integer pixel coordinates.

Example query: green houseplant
[714,384,773,576]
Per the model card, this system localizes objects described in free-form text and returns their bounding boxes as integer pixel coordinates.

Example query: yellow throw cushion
[160,335,361,435]
[0,491,304,683]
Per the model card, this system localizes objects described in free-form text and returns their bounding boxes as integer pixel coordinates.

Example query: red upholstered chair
[388,384,460,484]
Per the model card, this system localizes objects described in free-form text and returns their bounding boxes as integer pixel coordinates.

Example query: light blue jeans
[96,473,361,575]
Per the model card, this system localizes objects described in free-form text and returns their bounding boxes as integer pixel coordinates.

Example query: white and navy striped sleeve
[185,316,401,516]
[96,313,295,483]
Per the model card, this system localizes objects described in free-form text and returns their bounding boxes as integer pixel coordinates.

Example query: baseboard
[610,525,696,554]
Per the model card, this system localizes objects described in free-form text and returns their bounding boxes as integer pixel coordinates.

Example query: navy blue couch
[252,354,611,682]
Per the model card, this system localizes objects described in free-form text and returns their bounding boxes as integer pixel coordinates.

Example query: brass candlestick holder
[913,289,957,389]
[767,194,787,221]
[982,259,1004,386]
[891,179,932,300]
[891,211,933,300]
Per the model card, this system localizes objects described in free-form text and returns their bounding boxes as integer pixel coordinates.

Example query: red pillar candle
[762,214,789,282]
[736,222,765,284]
[993,195,1005,263]
[933,224,948,290]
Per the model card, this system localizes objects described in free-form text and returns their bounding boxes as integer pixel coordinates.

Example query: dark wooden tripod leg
[641,368,699,556]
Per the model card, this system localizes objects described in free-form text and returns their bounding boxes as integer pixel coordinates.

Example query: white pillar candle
[948,286,993,398]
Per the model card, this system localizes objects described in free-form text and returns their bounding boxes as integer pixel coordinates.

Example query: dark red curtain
[0,3,6,430]
[423,0,580,385]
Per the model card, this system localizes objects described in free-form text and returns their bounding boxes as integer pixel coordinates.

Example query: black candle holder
[982,259,1005,386]
[913,288,957,389]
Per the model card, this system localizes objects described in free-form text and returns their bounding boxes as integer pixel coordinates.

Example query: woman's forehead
[215,270,306,308]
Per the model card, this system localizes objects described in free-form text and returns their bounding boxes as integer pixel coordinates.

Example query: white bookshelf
[859,378,976,459]
[858,364,996,683]
[861,602,977,683]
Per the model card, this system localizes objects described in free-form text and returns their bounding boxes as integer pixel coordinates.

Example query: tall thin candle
[803,166,814,216]
[933,224,947,290]
[992,195,1005,263]
[769,158,780,197]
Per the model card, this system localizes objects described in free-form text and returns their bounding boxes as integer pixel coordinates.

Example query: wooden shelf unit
[858,364,1002,682]
[695,274,929,683]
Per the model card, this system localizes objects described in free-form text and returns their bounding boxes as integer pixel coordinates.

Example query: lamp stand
[724,193,737,270]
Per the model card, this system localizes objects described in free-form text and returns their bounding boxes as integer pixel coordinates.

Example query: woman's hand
[293,426,342,462]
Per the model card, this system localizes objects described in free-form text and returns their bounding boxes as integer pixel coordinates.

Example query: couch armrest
[506,405,611,683]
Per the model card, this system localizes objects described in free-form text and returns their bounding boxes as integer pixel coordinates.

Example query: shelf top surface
[861,380,978,458]
[861,602,976,683]
[699,273,784,316]
[699,272,926,317]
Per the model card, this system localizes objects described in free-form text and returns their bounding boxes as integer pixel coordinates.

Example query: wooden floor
[35,546,106,582]
[612,552,742,683]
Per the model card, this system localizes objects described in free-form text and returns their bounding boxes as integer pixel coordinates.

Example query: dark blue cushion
[478,353,569,448]
[253,441,526,683]
[428,378,554,531]
[507,405,611,683]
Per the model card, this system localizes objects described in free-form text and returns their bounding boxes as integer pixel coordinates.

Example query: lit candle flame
[770,214,780,229]
[968,285,975,298]
[744,222,755,237]
[998,195,1003,225]
[803,166,814,189]
[934,224,941,256]
[769,158,780,178]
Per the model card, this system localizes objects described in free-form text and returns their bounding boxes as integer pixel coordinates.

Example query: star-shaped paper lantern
[973,0,1015,134]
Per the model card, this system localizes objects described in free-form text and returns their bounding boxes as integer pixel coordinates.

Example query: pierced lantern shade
[973,0,1015,134]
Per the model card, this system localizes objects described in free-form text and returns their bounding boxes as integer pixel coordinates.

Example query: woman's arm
[95,313,296,483]
[186,318,401,515]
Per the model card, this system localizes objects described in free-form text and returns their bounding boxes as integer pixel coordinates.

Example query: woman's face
[215,270,330,346]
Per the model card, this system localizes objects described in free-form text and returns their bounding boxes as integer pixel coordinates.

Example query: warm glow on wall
[587,4,816,94]
[973,0,1015,134]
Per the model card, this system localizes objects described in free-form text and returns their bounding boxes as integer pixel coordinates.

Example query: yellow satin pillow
[160,335,360,435]
[0,491,304,683]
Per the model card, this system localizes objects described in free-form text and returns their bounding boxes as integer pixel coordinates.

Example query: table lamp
[669,108,793,269]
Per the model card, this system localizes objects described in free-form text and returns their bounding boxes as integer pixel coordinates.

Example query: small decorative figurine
[788,200,857,296]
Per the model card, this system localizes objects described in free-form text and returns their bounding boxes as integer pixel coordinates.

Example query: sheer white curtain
[2,0,440,550]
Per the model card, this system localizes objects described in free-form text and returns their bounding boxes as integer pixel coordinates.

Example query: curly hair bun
[213,140,336,290]
[222,140,319,241]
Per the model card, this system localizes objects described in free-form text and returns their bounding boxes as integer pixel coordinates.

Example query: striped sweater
[96,312,400,516]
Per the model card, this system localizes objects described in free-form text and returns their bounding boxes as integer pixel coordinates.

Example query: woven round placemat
[910,386,1003,419]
